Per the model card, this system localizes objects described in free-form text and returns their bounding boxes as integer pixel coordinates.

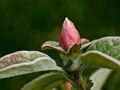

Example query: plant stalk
[78,75,86,90]
[74,70,86,90]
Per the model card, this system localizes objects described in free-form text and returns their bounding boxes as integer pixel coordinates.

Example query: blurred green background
[0,0,120,90]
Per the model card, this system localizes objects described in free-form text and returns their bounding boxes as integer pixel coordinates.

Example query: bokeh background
[0,0,120,90]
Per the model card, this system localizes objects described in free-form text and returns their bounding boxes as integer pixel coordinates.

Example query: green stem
[74,70,85,90]
[78,75,85,90]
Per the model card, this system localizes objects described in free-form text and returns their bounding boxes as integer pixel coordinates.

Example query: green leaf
[21,72,70,90]
[81,38,92,49]
[0,51,62,79]
[80,50,120,71]
[83,76,93,90]
[81,38,90,45]
[102,71,120,90]
[41,41,64,52]
[87,36,120,60]
[81,42,92,50]
[90,68,112,90]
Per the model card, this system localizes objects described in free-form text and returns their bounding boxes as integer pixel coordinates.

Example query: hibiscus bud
[59,17,81,51]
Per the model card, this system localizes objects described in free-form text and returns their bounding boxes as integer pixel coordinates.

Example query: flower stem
[77,75,86,90]
[74,70,85,90]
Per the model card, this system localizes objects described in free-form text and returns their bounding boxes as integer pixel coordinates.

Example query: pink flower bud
[65,82,72,90]
[59,17,81,51]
